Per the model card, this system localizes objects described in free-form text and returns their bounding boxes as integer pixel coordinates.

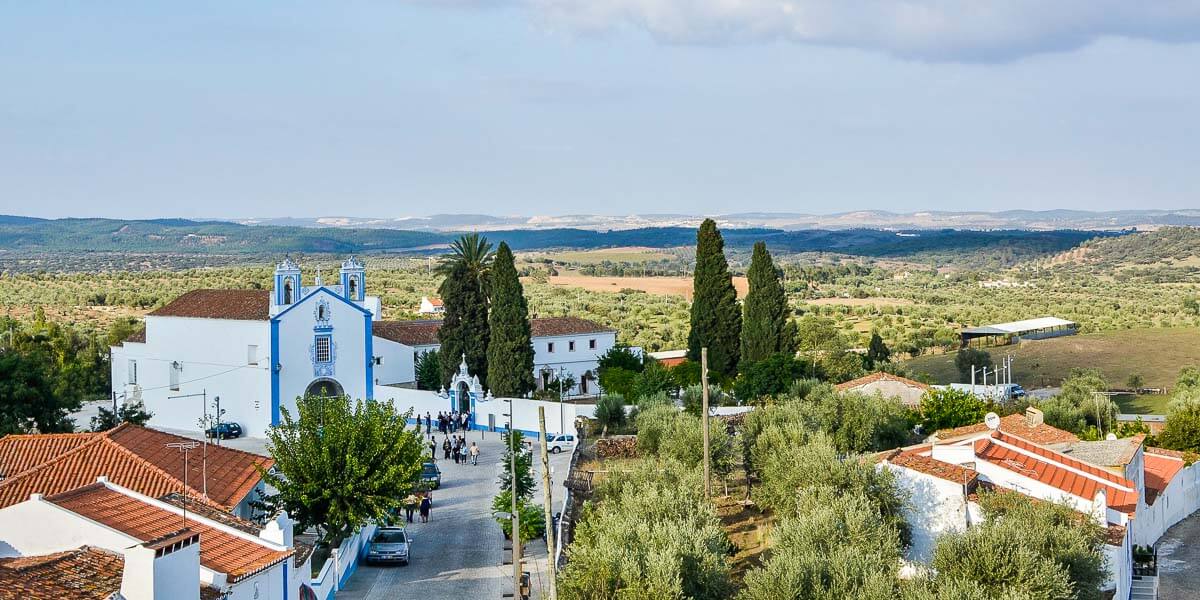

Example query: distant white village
[0,257,1194,600]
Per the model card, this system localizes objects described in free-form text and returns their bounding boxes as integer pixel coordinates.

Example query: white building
[0,478,303,600]
[880,407,1200,600]
[111,257,619,437]
[417,296,444,314]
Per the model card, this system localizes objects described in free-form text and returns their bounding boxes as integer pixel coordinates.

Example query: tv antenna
[166,440,201,527]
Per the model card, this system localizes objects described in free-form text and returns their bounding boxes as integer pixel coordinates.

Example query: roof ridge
[44,481,108,503]
[993,431,1135,488]
[0,431,97,441]
[0,434,111,488]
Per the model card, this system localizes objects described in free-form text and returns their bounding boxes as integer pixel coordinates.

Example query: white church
[111,257,618,436]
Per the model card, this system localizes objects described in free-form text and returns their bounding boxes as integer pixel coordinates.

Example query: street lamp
[557,366,565,436]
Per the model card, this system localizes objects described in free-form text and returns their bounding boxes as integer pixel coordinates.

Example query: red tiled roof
[427,297,443,307]
[835,372,930,392]
[47,484,292,582]
[0,424,272,511]
[123,327,146,344]
[0,432,99,479]
[374,319,443,346]
[0,546,126,600]
[889,451,977,485]
[1143,452,1186,506]
[936,413,1079,447]
[975,432,1138,514]
[374,316,614,347]
[149,289,272,321]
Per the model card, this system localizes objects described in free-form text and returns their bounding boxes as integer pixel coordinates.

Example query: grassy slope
[903,328,1200,392]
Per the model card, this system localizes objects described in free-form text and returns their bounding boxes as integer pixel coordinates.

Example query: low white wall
[1134,461,1200,547]
[473,397,584,437]
[375,386,455,421]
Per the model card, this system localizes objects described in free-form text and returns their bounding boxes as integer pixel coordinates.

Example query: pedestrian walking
[460,412,469,432]
[469,442,479,466]
[442,436,451,460]
[403,494,418,523]
[425,412,431,434]
[419,495,431,523]
[429,436,437,461]
[452,438,461,464]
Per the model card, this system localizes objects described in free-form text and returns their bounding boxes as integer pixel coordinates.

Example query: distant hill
[0,217,1105,267]
[229,209,1200,232]
[1048,227,1200,278]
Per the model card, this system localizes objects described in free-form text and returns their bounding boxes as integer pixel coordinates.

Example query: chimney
[1025,407,1044,427]
[259,510,294,548]
[120,530,201,600]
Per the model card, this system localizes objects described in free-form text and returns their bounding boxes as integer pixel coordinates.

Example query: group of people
[431,434,479,465]
[403,492,432,523]
[421,410,469,435]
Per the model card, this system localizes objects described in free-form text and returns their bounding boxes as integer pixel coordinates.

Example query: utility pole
[166,441,199,528]
[539,407,558,600]
[701,348,710,499]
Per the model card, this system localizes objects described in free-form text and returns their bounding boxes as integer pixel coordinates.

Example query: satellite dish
[1106,433,1118,441]
[984,412,1001,431]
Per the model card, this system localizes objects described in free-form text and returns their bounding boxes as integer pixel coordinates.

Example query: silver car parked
[365,527,412,565]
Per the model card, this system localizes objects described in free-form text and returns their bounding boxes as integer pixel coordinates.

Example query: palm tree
[437,233,495,291]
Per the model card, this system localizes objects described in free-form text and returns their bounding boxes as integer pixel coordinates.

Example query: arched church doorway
[305,378,344,398]
[456,381,471,413]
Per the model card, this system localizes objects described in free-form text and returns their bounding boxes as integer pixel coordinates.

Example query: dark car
[365,527,412,565]
[420,462,441,489]
[205,422,242,440]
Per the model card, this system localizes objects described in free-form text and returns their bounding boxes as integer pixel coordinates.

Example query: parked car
[547,434,576,454]
[205,422,242,440]
[365,527,412,565]
[420,462,441,489]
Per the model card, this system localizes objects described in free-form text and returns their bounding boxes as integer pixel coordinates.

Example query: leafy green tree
[954,347,992,382]
[741,242,792,364]
[597,344,643,374]
[1043,368,1118,436]
[1158,390,1200,452]
[486,242,536,397]
[90,399,153,431]
[260,395,425,545]
[687,219,742,379]
[1126,372,1145,390]
[438,261,491,386]
[498,430,535,501]
[796,387,913,453]
[670,360,702,388]
[930,491,1106,600]
[795,315,864,383]
[491,490,546,542]
[734,352,809,402]
[593,392,627,434]
[414,349,441,391]
[558,460,733,600]
[598,366,637,398]
[0,350,73,434]
[919,388,989,433]
[632,359,676,400]
[866,332,891,367]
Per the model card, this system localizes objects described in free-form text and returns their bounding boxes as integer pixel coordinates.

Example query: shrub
[593,393,627,434]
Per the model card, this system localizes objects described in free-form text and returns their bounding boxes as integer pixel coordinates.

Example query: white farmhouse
[417,296,444,314]
[111,257,620,437]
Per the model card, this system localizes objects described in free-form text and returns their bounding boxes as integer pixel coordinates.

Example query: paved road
[339,432,572,600]
[1158,511,1200,599]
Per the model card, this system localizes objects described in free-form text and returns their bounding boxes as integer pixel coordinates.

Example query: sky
[1,1,1198,220]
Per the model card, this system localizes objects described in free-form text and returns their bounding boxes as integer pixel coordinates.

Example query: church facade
[111,257,618,437]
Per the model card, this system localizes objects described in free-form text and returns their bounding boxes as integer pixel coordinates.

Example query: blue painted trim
[270,319,281,427]
[283,561,289,600]
[338,550,359,588]
[274,286,371,321]
[364,313,374,400]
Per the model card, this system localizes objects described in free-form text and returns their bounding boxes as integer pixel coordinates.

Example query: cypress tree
[740,241,792,364]
[687,219,742,378]
[438,261,491,387]
[486,242,536,397]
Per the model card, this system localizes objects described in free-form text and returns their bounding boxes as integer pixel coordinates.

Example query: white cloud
[523,0,1200,61]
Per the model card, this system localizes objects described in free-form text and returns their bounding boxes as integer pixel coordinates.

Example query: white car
[547,434,576,454]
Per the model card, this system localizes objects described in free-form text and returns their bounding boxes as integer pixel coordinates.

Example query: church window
[283,279,294,304]
[128,359,138,384]
[317,304,327,320]
[348,276,358,298]
[169,361,181,391]
[315,336,332,363]
[247,345,258,365]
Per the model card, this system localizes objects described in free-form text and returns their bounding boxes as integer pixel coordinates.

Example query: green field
[902,328,1200,392]
[535,247,677,264]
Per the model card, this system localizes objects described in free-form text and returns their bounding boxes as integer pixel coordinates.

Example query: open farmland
[530,246,678,264]
[902,328,1200,391]
[543,274,749,299]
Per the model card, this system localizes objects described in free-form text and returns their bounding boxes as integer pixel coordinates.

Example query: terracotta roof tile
[374,316,613,347]
[149,289,271,321]
[0,432,99,479]
[373,319,442,346]
[123,327,146,344]
[0,546,126,600]
[1143,452,1186,506]
[975,432,1138,514]
[47,484,292,582]
[835,372,930,392]
[889,451,977,485]
[0,424,272,511]
[935,413,1079,447]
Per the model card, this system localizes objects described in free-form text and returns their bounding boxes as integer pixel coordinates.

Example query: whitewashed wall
[371,337,416,386]
[276,289,371,428]
[113,317,272,435]
[883,465,970,563]
[1134,459,1200,547]
[531,332,616,395]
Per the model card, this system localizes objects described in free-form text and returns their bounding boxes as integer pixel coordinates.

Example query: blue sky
[1,1,1198,219]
